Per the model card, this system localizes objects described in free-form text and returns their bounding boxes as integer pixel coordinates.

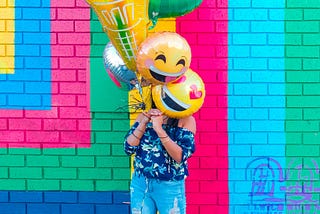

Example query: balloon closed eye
[155,54,166,63]
[176,59,186,66]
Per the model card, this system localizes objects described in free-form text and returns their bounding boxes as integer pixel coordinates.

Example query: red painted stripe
[176,0,229,213]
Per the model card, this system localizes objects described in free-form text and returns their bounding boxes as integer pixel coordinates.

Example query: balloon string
[134,82,146,110]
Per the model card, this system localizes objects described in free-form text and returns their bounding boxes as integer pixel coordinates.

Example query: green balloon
[148,0,203,28]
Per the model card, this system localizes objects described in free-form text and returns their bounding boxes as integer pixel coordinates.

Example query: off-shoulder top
[124,121,195,181]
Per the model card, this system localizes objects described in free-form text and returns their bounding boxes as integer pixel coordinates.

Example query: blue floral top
[124,121,195,181]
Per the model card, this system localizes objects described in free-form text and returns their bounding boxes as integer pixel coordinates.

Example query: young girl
[124,108,196,214]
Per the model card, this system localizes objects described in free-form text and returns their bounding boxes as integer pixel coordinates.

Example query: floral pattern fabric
[124,122,195,181]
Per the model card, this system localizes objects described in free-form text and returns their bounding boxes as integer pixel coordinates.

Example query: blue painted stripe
[1,0,51,110]
[228,1,286,213]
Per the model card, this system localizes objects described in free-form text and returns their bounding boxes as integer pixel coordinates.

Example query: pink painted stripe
[176,0,229,213]
[0,0,91,148]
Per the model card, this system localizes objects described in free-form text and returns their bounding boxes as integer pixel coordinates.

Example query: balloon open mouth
[149,65,185,83]
[160,85,190,112]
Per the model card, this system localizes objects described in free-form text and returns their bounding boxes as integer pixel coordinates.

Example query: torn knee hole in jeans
[169,198,181,214]
[132,208,142,214]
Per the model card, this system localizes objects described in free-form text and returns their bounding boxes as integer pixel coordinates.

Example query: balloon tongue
[165,76,178,83]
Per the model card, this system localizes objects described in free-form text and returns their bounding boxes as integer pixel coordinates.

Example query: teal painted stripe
[228,1,286,213]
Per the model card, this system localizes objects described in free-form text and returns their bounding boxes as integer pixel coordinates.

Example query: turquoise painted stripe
[2,0,51,110]
[228,1,286,213]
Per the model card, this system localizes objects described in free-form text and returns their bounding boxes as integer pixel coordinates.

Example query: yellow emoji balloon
[137,32,191,85]
[152,69,205,118]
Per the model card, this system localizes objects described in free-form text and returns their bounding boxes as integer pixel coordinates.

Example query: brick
[96,157,129,168]
[234,133,268,144]
[186,180,200,192]
[252,121,284,132]
[51,0,75,7]
[59,107,90,119]
[286,145,319,157]
[197,120,217,132]
[180,21,215,33]
[303,59,320,70]
[188,169,217,180]
[27,204,60,214]
[252,21,284,32]
[61,180,94,191]
[26,131,59,143]
[112,120,131,132]
[44,192,77,203]
[0,203,26,214]
[112,168,130,180]
[61,204,94,214]
[9,168,42,179]
[303,84,320,95]
[228,0,251,7]
[75,21,91,33]
[234,58,267,70]
[57,9,90,20]
[96,180,129,191]
[286,46,319,58]
[199,8,228,20]
[286,21,319,33]
[287,96,320,108]
[26,156,59,167]
[113,191,130,204]
[58,33,91,45]
[233,34,267,45]
[0,168,8,178]
[303,133,320,144]
[286,121,319,132]
[287,71,319,82]
[0,82,24,93]
[60,82,86,94]
[61,156,94,167]
[78,168,112,179]
[253,96,285,107]
[0,155,24,166]
[8,119,41,130]
[287,0,320,7]
[79,191,112,204]
[42,148,76,155]
[304,108,320,120]
[96,205,130,214]
[188,193,217,204]
[27,180,60,190]
[111,144,125,156]
[10,191,42,203]
[44,168,77,179]
[59,57,87,69]
[43,119,77,131]
[92,120,111,131]
[0,192,8,202]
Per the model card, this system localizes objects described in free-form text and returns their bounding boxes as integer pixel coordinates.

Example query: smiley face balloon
[152,69,205,118]
[137,32,191,85]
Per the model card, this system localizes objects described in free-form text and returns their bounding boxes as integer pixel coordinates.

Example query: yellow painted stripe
[0,0,14,74]
[129,18,176,174]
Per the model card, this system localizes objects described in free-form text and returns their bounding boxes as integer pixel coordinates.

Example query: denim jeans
[130,172,186,214]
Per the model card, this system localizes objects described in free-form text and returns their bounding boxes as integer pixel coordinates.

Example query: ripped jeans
[130,172,186,214]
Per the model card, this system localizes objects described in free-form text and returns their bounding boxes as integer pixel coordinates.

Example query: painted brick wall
[1,0,319,213]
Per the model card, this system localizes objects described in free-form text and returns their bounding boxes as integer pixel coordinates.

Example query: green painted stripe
[285,1,320,212]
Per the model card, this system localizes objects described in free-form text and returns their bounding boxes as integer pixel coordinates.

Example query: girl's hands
[147,109,165,133]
